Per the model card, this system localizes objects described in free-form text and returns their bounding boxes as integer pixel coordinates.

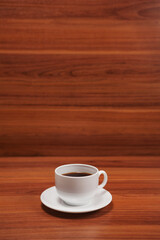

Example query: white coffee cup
[55,164,108,206]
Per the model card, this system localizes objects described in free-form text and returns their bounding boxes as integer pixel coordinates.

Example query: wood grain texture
[0,1,160,239]
[0,0,160,20]
[0,107,160,156]
[0,54,160,107]
[0,0,160,52]
[0,157,160,240]
[1,19,160,52]
[0,1,160,157]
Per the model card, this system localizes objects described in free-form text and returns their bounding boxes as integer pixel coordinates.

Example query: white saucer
[40,186,112,213]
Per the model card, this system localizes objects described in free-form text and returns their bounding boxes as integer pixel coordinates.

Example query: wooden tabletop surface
[0,156,160,240]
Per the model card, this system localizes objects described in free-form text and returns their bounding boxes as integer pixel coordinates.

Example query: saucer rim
[40,186,112,213]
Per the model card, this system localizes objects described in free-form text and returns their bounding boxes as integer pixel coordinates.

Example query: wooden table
[0,156,160,240]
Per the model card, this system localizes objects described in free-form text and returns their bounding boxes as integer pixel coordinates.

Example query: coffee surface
[62,172,92,177]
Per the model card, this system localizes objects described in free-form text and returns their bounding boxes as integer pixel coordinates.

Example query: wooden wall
[0,0,160,156]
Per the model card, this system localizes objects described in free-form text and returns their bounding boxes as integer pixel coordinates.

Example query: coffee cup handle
[98,170,108,189]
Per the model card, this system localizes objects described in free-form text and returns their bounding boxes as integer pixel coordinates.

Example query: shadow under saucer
[41,201,113,219]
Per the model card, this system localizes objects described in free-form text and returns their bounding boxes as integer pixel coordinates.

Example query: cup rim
[55,163,98,178]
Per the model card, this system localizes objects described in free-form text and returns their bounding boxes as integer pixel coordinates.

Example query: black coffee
[63,172,92,177]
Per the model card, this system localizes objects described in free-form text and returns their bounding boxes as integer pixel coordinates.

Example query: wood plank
[0,18,160,51]
[0,156,160,168]
[0,54,160,107]
[0,107,160,156]
[1,0,160,20]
